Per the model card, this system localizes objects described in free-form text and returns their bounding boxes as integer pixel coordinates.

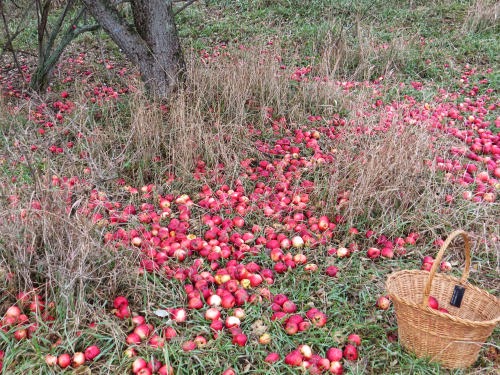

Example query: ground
[0,0,499,374]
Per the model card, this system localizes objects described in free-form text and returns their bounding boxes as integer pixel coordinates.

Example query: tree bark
[82,0,185,98]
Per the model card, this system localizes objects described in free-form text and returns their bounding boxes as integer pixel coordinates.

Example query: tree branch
[74,23,100,36]
[174,0,198,16]
[44,0,76,58]
[81,0,148,66]
[0,0,24,78]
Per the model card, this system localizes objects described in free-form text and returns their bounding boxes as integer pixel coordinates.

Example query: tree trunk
[82,0,185,98]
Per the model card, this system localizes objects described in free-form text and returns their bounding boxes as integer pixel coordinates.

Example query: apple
[330,361,344,374]
[182,341,196,352]
[285,350,303,366]
[13,328,27,341]
[5,305,21,319]
[337,247,349,258]
[317,357,330,372]
[205,307,221,321]
[232,333,247,346]
[440,261,452,272]
[131,315,146,326]
[376,296,391,310]
[194,335,207,348]
[72,352,85,368]
[126,332,142,345]
[45,354,58,366]
[285,321,299,335]
[207,294,222,306]
[366,247,381,259]
[137,368,152,375]
[428,296,439,310]
[113,296,128,309]
[163,326,177,341]
[325,266,338,277]
[381,247,394,258]
[291,236,305,248]
[149,334,165,348]
[171,308,187,323]
[299,344,313,359]
[225,316,241,328]
[259,333,271,345]
[265,352,280,363]
[134,324,151,340]
[158,365,175,375]
[57,353,71,369]
[282,300,297,313]
[347,333,361,346]
[132,357,148,373]
[343,344,358,361]
[310,311,327,327]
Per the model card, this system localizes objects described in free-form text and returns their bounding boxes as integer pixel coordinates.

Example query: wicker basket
[386,230,500,369]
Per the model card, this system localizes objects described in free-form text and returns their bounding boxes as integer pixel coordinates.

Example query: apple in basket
[428,296,439,310]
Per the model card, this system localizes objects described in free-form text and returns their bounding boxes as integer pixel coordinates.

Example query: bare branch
[74,23,100,36]
[0,0,24,78]
[174,0,198,16]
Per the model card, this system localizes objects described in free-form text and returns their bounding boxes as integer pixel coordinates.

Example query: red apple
[158,365,175,375]
[428,296,439,310]
[182,341,196,352]
[440,261,452,272]
[326,347,343,362]
[163,326,177,341]
[366,247,381,259]
[265,352,280,363]
[225,316,240,328]
[5,305,21,319]
[57,353,71,369]
[347,333,361,346]
[134,324,151,340]
[126,332,142,345]
[285,350,303,366]
[232,333,247,346]
[376,296,391,310]
[337,247,349,258]
[325,266,338,277]
[113,296,128,309]
[330,361,344,374]
[282,300,297,313]
[132,357,148,373]
[205,307,221,321]
[343,344,358,361]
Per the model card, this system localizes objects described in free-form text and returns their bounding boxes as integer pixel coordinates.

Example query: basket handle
[421,230,471,308]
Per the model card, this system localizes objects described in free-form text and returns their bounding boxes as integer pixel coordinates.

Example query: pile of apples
[265,333,361,374]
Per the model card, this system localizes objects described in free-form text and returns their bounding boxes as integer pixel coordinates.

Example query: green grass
[178,0,499,84]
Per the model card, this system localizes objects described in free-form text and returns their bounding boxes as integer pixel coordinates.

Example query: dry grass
[0,177,136,327]
[317,18,419,81]
[463,0,500,33]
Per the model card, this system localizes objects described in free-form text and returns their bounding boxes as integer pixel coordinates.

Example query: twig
[0,0,24,78]
[174,0,198,16]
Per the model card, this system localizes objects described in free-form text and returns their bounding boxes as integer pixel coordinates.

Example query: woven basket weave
[386,230,500,369]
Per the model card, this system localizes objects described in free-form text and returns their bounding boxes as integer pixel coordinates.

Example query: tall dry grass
[463,0,499,33]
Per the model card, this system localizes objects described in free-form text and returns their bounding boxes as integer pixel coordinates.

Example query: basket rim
[386,269,500,327]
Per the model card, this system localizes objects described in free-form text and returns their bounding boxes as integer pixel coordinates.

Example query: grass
[0,0,499,374]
